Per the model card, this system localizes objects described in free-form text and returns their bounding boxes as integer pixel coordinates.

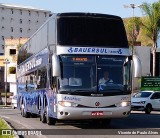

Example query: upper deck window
[57,16,128,47]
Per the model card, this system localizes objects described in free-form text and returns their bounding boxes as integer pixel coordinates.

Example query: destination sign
[72,57,88,62]
[61,56,94,63]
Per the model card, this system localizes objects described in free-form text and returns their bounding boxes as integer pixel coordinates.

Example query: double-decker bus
[17,12,141,125]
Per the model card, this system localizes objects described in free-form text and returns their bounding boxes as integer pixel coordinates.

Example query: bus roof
[57,12,122,20]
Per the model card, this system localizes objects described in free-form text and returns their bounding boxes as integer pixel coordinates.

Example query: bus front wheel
[46,107,56,125]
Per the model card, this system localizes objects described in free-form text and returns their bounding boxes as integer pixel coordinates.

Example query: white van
[131,91,160,114]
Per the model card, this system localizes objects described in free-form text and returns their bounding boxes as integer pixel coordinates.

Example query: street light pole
[124,4,143,93]
[124,4,143,49]
[3,58,10,106]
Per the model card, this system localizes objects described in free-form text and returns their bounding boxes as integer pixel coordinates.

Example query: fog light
[123,112,127,115]
[65,112,69,115]
[60,111,63,115]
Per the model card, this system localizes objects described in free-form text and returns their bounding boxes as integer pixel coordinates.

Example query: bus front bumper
[57,106,131,120]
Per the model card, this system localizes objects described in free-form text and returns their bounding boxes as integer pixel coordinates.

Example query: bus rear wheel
[30,113,37,118]
[21,104,30,118]
[41,112,46,123]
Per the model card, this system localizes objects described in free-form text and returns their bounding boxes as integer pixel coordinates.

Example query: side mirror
[52,55,61,77]
[123,56,132,66]
[133,55,141,78]
[124,85,131,93]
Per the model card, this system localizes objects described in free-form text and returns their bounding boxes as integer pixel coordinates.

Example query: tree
[141,1,160,76]
[124,17,141,46]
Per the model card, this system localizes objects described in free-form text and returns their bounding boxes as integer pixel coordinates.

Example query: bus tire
[41,112,46,123]
[21,104,30,118]
[30,113,37,118]
[46,108,56,125]
[46,116,56,125]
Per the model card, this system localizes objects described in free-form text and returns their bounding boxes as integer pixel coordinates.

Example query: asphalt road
[0,108,160,138]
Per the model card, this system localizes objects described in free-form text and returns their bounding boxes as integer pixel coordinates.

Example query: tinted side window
[28,71,37,91]
[151,93,160,99]
[37,66,47,89]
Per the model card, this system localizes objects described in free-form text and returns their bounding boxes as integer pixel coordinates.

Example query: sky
[0,0,159,18]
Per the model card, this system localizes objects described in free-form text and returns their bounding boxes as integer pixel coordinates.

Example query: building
[0,3,52,55]
[0,56,4,88]
[0,3,52,104]
[5,38,28,94]
[133,46,151,90]
[155,48,160,76]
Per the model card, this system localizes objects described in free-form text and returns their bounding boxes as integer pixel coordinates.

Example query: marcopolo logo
[64,96,81,101]
[68,47,123,55]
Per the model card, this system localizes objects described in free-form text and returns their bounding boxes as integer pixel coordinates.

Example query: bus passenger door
[52,55,61,116]
[52,77,58,114]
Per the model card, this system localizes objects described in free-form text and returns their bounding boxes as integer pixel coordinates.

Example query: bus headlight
[58,101,78,107]
[115,101,130,107]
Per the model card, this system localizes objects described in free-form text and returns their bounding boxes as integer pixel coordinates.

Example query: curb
[0,106,12,109]
[2,118,19,138]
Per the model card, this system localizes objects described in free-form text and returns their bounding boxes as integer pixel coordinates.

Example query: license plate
[91,111,103,116]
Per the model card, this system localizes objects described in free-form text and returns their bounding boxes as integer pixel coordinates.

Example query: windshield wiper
[73,90,96,93]
[101,88,125,92]
[59,89,96,95]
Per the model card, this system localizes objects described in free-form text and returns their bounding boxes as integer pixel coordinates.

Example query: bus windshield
[57,16,128,47]
[58,55,130,95]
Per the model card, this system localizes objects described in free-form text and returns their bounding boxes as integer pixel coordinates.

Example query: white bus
[17,12,141,125]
